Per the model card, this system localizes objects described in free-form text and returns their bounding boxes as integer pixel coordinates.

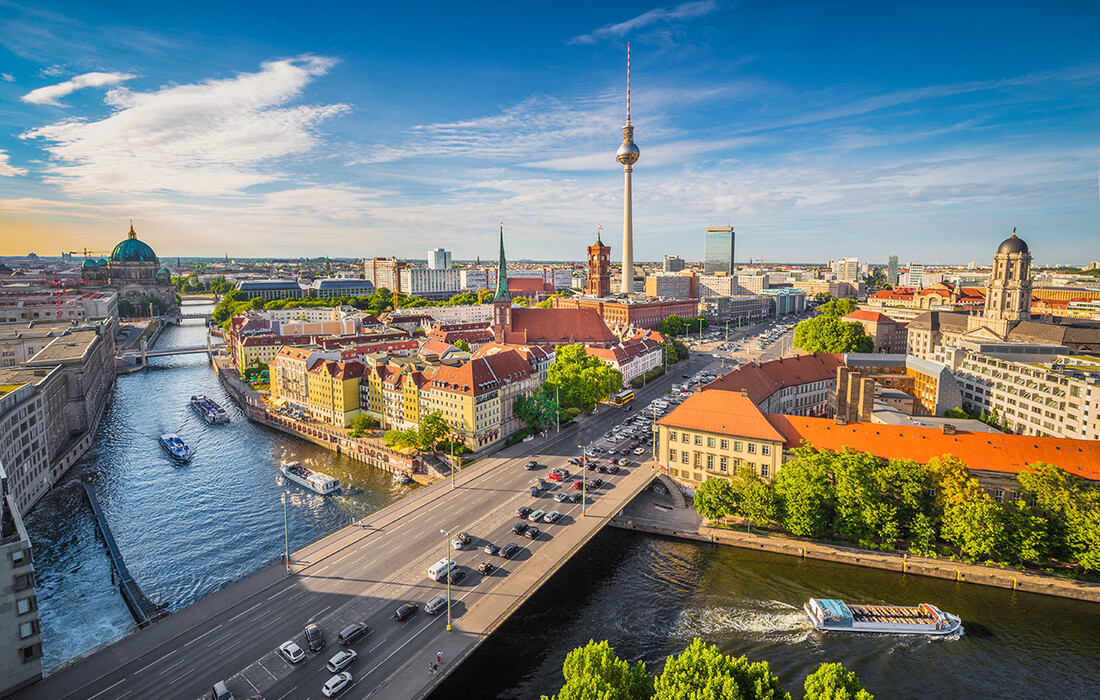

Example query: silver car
[529,509,546,522]
[543,510,561,523]
[279,640,306,664]
[327,649,357,673]
[425,594,449,615]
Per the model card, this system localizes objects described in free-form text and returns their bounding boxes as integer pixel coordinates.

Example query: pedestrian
[428,661,434,675]
[432,662,439,674]
[436,650,443,664]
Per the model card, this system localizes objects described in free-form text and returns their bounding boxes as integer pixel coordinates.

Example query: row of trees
[171,274,236,295]
[542,639,872,700]
[693,447,1100,571]
[382,411,450,451]
[657,314,710,337]
[792,298,873,353]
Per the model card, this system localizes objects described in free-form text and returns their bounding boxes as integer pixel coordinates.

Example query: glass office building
[704,227,735,275]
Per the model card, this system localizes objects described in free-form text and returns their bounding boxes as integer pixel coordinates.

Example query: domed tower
[616,44,640,294]
[108,221,159,283]
[984,228,1032,324]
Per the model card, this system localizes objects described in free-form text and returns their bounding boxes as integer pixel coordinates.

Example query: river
[23,302,419,671]
[23,303,1100,696]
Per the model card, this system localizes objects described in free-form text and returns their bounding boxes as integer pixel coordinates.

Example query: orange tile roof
[658,390,786,443]
[764,414,1100,481]
[844,310,896,324]
[704,354,843,404]
[507,307,617,346]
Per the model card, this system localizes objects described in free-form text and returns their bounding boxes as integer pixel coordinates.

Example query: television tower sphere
[617,124,640,165]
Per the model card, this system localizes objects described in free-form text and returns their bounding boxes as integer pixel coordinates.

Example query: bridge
[15,355,711,700]
[118,344,225,359]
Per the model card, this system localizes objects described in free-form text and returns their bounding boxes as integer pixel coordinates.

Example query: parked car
[327,649,357,673]
[529,509,545,522]
[455,532,472,545]
[279,641,306,664]
[425,594,449,615]
[525,460,539,470]
[305,623,325,652]
[477,561,495,575]
[394,603,418,621]
[515,506,533,519]
[500,543,520,558]
[321,672,352,697]
[554,493,571,503]
[484,542,500,556]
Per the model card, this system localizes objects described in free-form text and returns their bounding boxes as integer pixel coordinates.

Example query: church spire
[128,219,136,239]
[494,222,509,301]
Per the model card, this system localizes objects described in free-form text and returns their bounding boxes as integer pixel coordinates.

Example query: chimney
[740,389,748,397]
[942,423,956,435]
[835,415,848,426]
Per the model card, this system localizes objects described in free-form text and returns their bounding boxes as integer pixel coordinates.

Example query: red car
[571,480,584,490]
[548,472,564,481]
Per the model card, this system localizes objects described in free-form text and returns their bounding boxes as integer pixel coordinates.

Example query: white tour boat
[160,433,194,461]
[280,461,341,495]
[805,598,963,636]
[190,395,230,424]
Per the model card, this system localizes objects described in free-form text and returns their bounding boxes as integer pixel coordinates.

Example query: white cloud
[0,73,14,82]
[569,1,717,45]
[21,56,348,197]
[22,71,135,105]
[0,149,26,176]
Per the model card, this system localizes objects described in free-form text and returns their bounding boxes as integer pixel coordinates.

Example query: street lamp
[282,492,291,574]
[578,444,587,516]
[440,528,453,631]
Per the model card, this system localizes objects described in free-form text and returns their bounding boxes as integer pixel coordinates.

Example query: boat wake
[671,599,813,642]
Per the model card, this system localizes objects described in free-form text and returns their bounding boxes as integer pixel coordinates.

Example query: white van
[427,558,457,582]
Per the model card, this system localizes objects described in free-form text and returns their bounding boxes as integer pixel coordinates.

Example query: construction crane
[67,248,112,259]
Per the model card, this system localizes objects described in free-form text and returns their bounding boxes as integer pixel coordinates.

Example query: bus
[611,389,635,406]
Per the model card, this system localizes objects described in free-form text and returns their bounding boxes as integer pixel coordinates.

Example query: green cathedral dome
[110,223,158,263]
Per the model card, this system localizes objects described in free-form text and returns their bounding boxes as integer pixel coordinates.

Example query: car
[603,431,612,438]
[524,526,541,540]
[305,623,325,652]
[499,543,520,558]
[477,561,495,575]
[451,538,465,550]
[321,672,352,697]
[567,457,580,465]
[548,471,565,481]
[327,649,357,673]
[425,594,449,615]
[212,681,235,700]
[543,510,561,523]
[515,506,533,519]
[455,532,472,545]
[279,640,306,664]
[682,373,690,378]
[597,465,608,474]
[586,463,599,471]
[447,568,467,585]
[634,447,647,455]
[512,521,529,535]
[484,542,500,556]
[571,480,583,490]
[608,465,621,474]
[337,622,368,646]
[394,603,418,621]
[525,460,539,470]
[554,493,571,503]
[592,478,604,488]
[529,509,545,522]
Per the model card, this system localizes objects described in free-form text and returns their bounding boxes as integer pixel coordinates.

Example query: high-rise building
[663,255,685,273]
[837,256,860,282]
[887,255,899,286]
[427,248,452,270]
[908,263,925,288]
[616,45,640,294]
[703,227,734,275]
[586,231,611,297]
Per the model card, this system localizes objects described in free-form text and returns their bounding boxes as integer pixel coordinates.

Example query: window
[669,449,676,461]
[760,464,769,478]
[17,597,35,615]
[720,439,728,450]
[994,490,1004,504]
[761,444,770,456]
[706,455,714,469]
[21,643,40,662]
[669,430,677,440]
[707,437,715,448]
[681,433,689,443]
[12,548,29,566]
[19,621,37,639]
[681,452,688,464]
[719,457,728,472]
[694,453,702,467]
[14,573,33,591]
[747,443,756,454]
[733,441,742,452]
[694,435,702,446]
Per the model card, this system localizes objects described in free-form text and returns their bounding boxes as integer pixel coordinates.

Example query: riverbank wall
[611,493,1100,605]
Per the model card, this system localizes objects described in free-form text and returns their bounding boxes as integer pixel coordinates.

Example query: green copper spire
[494,221,509,301]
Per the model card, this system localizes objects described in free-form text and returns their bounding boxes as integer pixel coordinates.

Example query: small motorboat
[160,433,194,461]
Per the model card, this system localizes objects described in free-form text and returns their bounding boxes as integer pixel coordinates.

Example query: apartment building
[399,268,462,300]
[0,479,42,697]
[305,359,364,427]
[644,273,693,300]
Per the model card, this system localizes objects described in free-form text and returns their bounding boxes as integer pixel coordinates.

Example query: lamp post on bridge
[440,528,453,631]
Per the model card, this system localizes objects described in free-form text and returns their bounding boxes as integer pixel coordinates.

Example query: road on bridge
[16,353,717,700]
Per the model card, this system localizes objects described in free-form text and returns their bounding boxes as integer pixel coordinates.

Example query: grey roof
[312,278,375,291]
[236,280,305,291]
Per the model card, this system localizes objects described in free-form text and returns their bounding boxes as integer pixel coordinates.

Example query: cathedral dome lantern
[997,231,1029,255]
[110,223,158,263]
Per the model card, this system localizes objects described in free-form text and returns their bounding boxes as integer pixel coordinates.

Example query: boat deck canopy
[816,598,853,622]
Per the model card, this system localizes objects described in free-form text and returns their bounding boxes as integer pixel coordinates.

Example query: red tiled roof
[844,310,896,324]
[763,415,1100,481]
[419,338,457,355]
[429,349,533,396]
[507,278,552,293]
[307,359,364,380]
[703,354,843,404]
[507,307,617,346]
[658,390,786,443]
[869,287,915,300]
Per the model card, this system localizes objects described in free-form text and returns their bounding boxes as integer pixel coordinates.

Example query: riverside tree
[653,639,789,700]
[540,640,652,700]
[546,344,623,411]
[803,662,874,700]
[693,477,738,521]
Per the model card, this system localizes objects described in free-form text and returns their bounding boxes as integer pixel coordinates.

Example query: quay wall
[610,514,1100,605]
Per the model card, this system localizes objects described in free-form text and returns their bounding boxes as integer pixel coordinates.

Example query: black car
[304,623,325,652]
[499,543,520,558]
[524,460,539,470]
[447,568,467,585]
[394,603,418,621]
[524,527,540,540]
[477,562,495,575]
[586,463,598,471]
[456,532,472,545]
[591,478,604,488]
[608,465,621,474]
[484,542,500,556]
[511,522,529,535]
[515,506,533,519]
[337,622,368,645]
[597,465,609,474]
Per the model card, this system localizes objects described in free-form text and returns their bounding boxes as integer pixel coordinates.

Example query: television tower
[616,43,640,294]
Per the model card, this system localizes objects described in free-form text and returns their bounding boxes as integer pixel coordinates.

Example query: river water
[24,303,419,671]
[24,303,1100,696]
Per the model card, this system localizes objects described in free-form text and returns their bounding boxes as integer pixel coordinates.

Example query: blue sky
[1,1,1098,264]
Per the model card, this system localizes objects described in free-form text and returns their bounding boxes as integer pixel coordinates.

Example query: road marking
[357,615,444,683]
[243,674,259,691]
[275,687,298,700]
[331,548,358,566]
[258,659,278,680]
[307,604,332,623]
[267,586,292,601]
[130,649,178,676]
[183,624,223,646]
[153,657,187,678]
[225,600,264,624]
[259,616,284,631]
[87,678,127,700]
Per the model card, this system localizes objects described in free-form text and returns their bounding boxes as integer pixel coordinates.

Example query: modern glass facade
[703,227,734,275]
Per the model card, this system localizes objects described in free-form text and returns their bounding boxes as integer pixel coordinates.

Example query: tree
[930,456,1007,559]
[693,478,738,521]
[817,298,858,318]
[657,315,687,337]
[773,448,835,537]
[1067,490,1100,571]
[546,344,624,411]
[348,413,376,438]
[384,428,418,449]
[1002,499,1052,564]
[513,296,531,307]
[418,411,449,451]
[730,471,778,528]
[514,386,563,431]
[944,407,969,419]
[803,662,874,700]
[540,640,652,700]
[813,292,832,304]
[653,638,789,700]
[793,317,874,354]
[453,338,471,352]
